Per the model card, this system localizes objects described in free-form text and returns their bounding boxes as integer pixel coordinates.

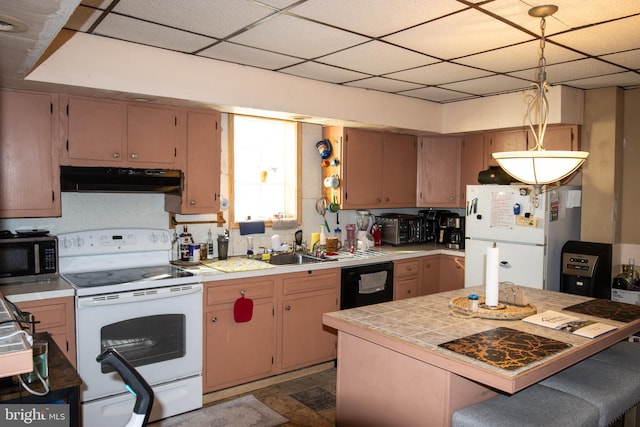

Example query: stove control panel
[58,228,172,257]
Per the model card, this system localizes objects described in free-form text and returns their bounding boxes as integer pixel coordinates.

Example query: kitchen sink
[269,253,330,265]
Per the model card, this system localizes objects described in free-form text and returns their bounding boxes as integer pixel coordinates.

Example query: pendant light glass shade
[493,150,588,184]
[493,5,588,186]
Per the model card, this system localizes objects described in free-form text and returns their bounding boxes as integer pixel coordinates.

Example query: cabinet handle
[384,197,389,202]
[376,198,381,203]
[211,316,218,323]
[425,263,431,268]
[189,200,196,206]
[113,152,120,158]
[406,266,412,272]
[407,289,412,294]
[285,305,292,311]
[130,153,138,159]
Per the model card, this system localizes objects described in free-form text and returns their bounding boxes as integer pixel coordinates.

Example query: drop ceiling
[1,0,639,105]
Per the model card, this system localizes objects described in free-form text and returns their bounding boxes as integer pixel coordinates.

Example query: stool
[589,341,639,372]
[452,384,600,427]
[540,358,640,427]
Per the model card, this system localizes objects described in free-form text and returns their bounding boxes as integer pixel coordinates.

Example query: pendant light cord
[528,15,550,152]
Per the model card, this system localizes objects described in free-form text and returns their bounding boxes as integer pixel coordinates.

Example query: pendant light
[492,5,588,188]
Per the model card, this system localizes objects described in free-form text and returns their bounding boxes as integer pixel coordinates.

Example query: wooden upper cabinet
[417,136,461,207]
[343,128,385,208]
[64,96,127,164]
[527,124,579,151]
[62,95,181,168]
[459,133,484,205]
[382,133,417,207]
[485,129,527,168]
[165,110,221,214]
[127,104,178,165]
[0,89,61,218]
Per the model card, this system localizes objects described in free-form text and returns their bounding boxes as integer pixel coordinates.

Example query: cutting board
[203,258,275,273]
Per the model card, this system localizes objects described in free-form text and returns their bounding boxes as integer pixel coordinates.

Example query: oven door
[76,283,203,401]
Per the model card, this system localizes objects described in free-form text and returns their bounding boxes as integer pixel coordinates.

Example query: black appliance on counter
[437,212,465,249]
[560,241,612,299]
[375,213,421,246]
[418,209,449,243]
[341,262,394,309]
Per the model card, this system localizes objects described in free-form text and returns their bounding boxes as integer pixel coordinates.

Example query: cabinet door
[167,110,221,214]
[485,129,527,167]
[204,298,275,392]
[65,96,127,165]
[394,258,421,300]
[15,297,76,367]
[343,128,384,208]
[127,104,178,165]
[460,134,484,206]
[395,277,421,300]
[279,270,339,373]
[0,90,60,218]
[422,256,440,295]
[528,125,578,151]
[439,255,465,292]
[417,136,461,207]
[382,134,417,207]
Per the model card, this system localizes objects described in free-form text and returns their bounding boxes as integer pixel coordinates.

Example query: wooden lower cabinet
[203,277,277,393]
[15,297,76,367]
[394,258,422,300]
[439,255,465,292]
[420,254,465,295]
[203,268,340,392]
[279,269,339,373]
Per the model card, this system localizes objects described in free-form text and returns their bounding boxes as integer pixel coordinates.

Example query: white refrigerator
[464,184,581,291]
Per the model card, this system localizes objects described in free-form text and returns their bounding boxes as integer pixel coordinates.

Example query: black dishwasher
[341,262,394,309]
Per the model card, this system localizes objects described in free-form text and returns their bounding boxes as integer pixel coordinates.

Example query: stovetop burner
[64,265,195,289]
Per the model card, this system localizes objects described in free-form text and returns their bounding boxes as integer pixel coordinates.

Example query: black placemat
[563,299,640,323]
[439,327,571,370]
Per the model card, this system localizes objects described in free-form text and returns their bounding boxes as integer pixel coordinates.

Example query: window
[230,114,300,225]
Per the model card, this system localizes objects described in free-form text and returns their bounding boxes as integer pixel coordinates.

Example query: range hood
[61,166,182,194]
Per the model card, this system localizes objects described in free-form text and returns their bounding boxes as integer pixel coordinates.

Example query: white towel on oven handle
[359,271,387,294]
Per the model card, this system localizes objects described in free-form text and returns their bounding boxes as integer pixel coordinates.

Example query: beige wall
[622,89,640,244]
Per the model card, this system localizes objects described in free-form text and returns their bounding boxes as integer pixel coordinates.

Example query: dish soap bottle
[319,225,327,251]
[206,229,215,260]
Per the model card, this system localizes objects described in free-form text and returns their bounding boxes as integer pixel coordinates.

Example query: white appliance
[58,228,203,427]
[465,185,581,291]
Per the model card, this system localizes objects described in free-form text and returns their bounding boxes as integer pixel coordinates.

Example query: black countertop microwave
[0,234,58,284]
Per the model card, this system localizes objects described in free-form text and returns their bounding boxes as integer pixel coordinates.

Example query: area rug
[290,386,336,412]
[151,394,288,427]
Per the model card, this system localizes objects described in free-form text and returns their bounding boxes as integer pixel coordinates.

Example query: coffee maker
[440,214,465,249]
[419,209,449,243]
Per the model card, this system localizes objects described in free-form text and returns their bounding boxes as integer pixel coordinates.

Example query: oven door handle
[77,284,203,308]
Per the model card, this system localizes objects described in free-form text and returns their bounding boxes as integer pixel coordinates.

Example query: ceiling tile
[280,62,369,84]
[440,74,530,96]
[562,71,640,89]
[94,13,216,52]
[455,41,585,73]
[600,49,640,70]
[288,0,467,37]
[385,62,493,86]
[399,86,475,103]
[345,77,424,93]
[319,41,437,75]
[64,5,103,32]
[549,15,640,56]
[383,8,533,60]
[229,14,369,59]
[113,0,274,39]
[198,42,302,69]
[508,58,627,84]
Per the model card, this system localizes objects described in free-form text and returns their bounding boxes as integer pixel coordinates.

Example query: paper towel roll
[485,244,499,307]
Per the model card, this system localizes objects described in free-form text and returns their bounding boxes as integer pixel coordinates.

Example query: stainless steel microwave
[0,235,58,284]
[375,214,421,246]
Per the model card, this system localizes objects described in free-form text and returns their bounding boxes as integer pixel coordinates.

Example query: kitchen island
[323,286,640,427]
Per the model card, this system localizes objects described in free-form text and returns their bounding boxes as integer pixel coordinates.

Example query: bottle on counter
[319,225,327,253]
[179,226,192,261]
[206,229,215,260]
[171,229,180,261]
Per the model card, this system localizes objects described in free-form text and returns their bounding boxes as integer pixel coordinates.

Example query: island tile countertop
[323,285,640,393]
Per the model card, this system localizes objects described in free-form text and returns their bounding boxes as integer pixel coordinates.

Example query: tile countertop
[0,244,463,301]
[322,285,640,393]
[181,244,463,281]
